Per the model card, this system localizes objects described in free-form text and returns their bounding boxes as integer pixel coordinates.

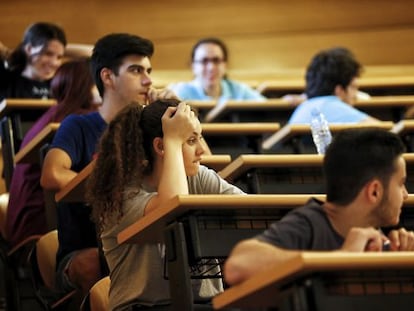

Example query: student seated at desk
[87,99,244,311]
[224,128,414,286]
[168,37,266,102]
[288,47,379,124]
[40,33,177,297]
[5,58,100,247]
[0,22,66,100]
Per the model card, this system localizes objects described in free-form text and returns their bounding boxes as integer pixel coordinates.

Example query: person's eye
[187,138,197,145]
[130,66,144,74]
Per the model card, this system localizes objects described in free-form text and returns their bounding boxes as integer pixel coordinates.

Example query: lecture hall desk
[0,98,56,190]
[117,194,414,311]
[213,252,414,311]
[257,76,414,98]
[55,155,232,203]
[261,121,394,153]
[201,122,280,158]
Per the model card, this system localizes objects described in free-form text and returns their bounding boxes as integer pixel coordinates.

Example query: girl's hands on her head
[161,102,197,143]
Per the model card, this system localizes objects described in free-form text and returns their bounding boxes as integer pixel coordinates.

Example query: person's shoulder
[191,164,210,179]
[223,79,253,92]
[62,111,99,122]
[295,198,326,217]
[224,79,266,100]
[58,111,100,131]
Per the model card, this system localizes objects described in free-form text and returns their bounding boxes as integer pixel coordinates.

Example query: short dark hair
[324,128,405,205]
[305,47,362,99]
[91,33,154,97]
[190,37,228,62]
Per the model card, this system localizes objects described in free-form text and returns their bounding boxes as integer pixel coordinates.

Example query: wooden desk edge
[55,160,96,202]
[213,251,414,309]
[14,123,60,164]
[117,194,328,245]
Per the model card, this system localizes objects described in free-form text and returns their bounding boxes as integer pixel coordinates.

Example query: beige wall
[1,0,414,72]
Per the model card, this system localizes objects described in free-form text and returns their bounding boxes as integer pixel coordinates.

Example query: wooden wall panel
[1,0,414,71]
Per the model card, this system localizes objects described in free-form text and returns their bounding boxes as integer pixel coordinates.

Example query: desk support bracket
[164,221,194,311]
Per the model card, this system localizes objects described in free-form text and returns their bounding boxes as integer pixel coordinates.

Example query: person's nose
[403,185,409,200]
[197,142,205,156]
[142,73,152,86]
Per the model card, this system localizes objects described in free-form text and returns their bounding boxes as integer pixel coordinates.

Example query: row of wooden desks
[217,153,414,195]
[6,96,414,169]
[16,119,414,173]
[189,95,414,124]
[54,155,232,203]
[13,121,280,165]
[262,120,414,153]
[54,153,414,203]
[51,149,414,310]
[115,194,414,311]
[257,76,414,97]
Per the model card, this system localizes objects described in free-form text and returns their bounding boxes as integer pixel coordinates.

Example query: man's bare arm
[40,148,77,191]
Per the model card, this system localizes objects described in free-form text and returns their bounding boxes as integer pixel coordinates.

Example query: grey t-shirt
[256,198,344,250]
[102,165,244,311]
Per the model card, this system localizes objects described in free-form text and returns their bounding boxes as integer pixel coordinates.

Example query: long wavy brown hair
[87,98,180,231]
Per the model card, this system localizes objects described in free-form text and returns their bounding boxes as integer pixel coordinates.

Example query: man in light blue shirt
[288,47,378,124]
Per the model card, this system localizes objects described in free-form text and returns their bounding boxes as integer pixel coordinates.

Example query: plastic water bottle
[310,109,332,154]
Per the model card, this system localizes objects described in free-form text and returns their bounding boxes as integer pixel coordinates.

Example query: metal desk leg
[0,117,15,191]
[164,221,193,311]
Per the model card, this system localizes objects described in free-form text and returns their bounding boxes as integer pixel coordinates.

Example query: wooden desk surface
[219,153,414,181]
[202,122,280,135]
[186,100,216,111]
[55,155,233,203]
[117,194,326,245]
[117,193,414,245]
[212,251,414,309]
[200,155,232,171]
[256,76,414,93]
[14,123,60,164]
[204,99,294,123]
[219,154,324,180]
[0,98,56,119]
[190,96,414,123]
[261,121,394,150]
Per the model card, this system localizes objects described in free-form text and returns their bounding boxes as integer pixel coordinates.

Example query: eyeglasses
[193,57,225,66]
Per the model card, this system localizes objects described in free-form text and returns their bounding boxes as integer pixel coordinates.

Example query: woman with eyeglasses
[169,37,266,101]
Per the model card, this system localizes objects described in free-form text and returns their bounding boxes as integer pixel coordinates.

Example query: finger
[398,228,409,250]
[365,235,383,252]
[366,239,382,252]
[162,106,178,119]
[409,231,414,250]
[387,230,401,251]
[402,230,414,251]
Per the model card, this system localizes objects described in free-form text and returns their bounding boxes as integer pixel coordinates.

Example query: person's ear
[366,179,383,204]
[100,68,114,89]
[334,85,346,101]
[153,137,164,156]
